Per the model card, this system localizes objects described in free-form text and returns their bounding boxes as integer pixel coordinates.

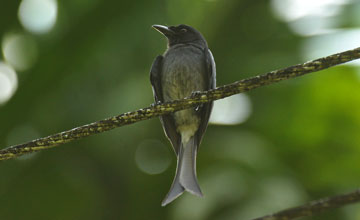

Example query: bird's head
[152,24,207,48]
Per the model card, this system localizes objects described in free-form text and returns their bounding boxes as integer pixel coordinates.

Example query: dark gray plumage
[150,24,216,206]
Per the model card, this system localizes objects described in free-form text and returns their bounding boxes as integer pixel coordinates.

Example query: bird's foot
[190,91,202,98]
[150,100,162,108]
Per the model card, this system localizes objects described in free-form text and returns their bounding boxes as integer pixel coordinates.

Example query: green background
[1,0,360,219]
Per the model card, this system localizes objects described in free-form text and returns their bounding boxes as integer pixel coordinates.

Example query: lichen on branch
[1,47,360,161]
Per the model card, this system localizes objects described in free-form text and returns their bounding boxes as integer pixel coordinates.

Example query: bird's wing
[150,56,164,102]
[206,49,216,89]
[194,48,216,148]
[150,55,181,155]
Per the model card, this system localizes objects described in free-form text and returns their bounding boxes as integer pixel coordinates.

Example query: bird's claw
[191,91,202,97]
[150,100,162,108]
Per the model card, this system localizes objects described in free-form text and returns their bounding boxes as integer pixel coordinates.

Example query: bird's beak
[152,25,175,37]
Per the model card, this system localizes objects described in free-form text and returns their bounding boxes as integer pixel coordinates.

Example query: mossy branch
[252,189,360,220]
[1,47,360,161]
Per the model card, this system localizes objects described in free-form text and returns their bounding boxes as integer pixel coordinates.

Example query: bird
[150,24,216,206]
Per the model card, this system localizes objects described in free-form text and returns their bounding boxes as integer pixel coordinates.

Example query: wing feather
[150,55,181,155]
[194,49,216,148]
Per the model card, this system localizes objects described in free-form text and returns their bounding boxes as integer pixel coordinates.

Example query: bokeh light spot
[2,33,38,71]
[210,94,252,125]
[271,0,350,21]
[0,62,18,104]
[271,0,350,36]
[135,139,172,175]
[18,0,58,34]
[302,29,360,66]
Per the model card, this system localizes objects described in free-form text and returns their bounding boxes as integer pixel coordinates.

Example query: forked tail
[161,136,202,206]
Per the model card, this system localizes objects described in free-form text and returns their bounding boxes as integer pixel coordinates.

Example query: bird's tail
[161,136,203,206]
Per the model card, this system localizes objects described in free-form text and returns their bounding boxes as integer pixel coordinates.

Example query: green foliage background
[1,0,360,219]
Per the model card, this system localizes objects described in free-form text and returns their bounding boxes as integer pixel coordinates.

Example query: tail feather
[161,153,185,206]
[162,137,202,206]
[179,137,202,196]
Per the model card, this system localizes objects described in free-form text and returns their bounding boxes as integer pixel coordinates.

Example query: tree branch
[252,189,360,220]
[1,47,360,161]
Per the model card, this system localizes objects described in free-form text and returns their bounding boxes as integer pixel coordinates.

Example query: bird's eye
[180,28,187,33]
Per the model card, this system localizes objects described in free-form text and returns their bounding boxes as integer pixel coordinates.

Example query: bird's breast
[161,45,206,101]
[161,45,207,139]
